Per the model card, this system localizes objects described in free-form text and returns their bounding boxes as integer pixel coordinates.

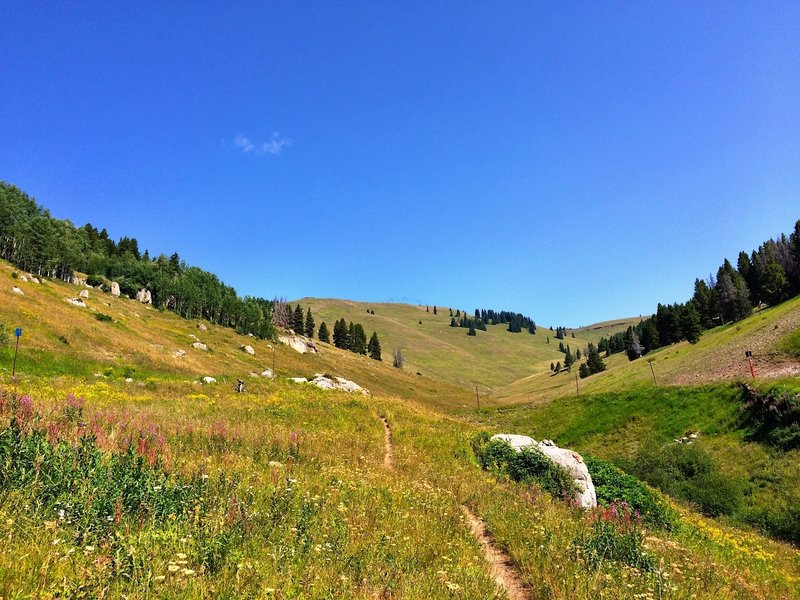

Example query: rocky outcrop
[202,376,217,384]
[293,374,371,395]
[79,290,89,299]
[242,345,255,355]
[136,289,152,304]
[110,281,120,297]
[29,276,40,284]
[70,274,86,286]
[261,368,274,378]
[174,349,187,358]
[197,323,208,332]
[192,342,209,351]
[66,297,86,307]
[490,434,597,509]
[12,286,24,295]
[278,334,319,354]
[19,275,28,282]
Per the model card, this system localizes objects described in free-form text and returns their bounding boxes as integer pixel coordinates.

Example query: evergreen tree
[467,323,477,336]
[450,317,458,327]
[332,319,347,348]
[318,321,330,343]
[347,322,356,351]
[304,307,315,338]
[554,361,561,373]
[433,305,437,315]
[449,308,453,316]
[550,362,555,372]
[292,304,305,334]
[368,331,382,360]
[585,343,606,375]
[681,304,703,344]
[576,349,581,360]
[626,330,643,360]
[564,346,574,371]
[352,323,367,354]
[579,363,590,379]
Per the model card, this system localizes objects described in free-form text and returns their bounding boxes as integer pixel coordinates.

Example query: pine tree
[550,362,555,371]
[352,323,367,354]
[368,331,382,360]
[467,323,477,336]
[318,321,330,343]
[579,363,590,379]
[681,304,703,344]
[304,307,315,338]
[332,319,347,348]
[564,346,574,371]
[347,322,356,351]
[450,317,457,327]
[576,349,581,360]
[554,361,561,373]
[586,343,606,375]
[292,304,305,334]
[433,305,437,315]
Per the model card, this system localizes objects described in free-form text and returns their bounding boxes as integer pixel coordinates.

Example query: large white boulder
[12,286,24,296]
[66,297,86,307]
[136,288,152,304]
[192,342,209,351]
[490,434,597,509]
[242,345,255,355]
[19,275,28,282]
[79,290,90,299]
[202,376,217,384]
[110,281,120,297]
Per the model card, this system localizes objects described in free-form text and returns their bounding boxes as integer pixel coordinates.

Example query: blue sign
[14,328,22,338]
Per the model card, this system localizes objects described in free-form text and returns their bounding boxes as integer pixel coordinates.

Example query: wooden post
[648,360,657,385]
[575,373,579,396]
[475,385,480,410]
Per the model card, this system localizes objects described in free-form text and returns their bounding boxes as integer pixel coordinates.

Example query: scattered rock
[29,276,40,284]
[261,368,274,378]
[242,345,255,355]
[197,323,208,332]
[490,434,597,508]
[202,376,217,384]
[124,378,134,384]
[12,286,24,296]
[192,342,209,351]
[135,288,152,304]
[268,461,284,469]
[174,349,187,358]
[19,275,28,282]
[249,372,259,378]
[70,274,86,286]
[110,281,120,297]
[188,334,198,340]
[79,290,89,299]
[66,298,86,307]
[278,334,319,354]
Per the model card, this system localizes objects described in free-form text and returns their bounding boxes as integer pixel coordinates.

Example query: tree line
[0,182,276,339]
[598,220,800,361]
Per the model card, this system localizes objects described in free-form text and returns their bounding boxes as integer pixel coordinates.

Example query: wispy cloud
[234,133,291,156]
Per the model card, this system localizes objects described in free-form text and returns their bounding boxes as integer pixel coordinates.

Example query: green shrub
[585,455,676,529]
[86,274,105,287]
[739,383,800,451]
[472,433,576,501]
[631,441,743,518]
[94,312,113,323]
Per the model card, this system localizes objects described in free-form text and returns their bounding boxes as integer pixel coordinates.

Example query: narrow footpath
[462,506,530,600]
[380,416,393,470]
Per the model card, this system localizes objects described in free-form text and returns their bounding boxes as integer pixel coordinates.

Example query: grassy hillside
[496,296,800,403]
[2,259,799,597]
[297,297,626,394]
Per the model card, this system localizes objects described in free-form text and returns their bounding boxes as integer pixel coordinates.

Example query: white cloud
[234,133,290,156]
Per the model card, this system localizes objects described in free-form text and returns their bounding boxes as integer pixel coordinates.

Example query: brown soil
[462,506,529,600]
[671,306,800,385]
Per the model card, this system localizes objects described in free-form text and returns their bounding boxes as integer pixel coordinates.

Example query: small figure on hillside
[235,378,245,393]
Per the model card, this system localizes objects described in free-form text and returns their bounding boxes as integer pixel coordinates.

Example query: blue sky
[2,2,799,326]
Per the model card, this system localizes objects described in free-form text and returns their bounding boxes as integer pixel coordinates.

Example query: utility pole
[12,328,22,380]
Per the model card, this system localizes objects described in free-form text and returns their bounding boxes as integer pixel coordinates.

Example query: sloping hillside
[495,296,800,403]
[297,297,621,393]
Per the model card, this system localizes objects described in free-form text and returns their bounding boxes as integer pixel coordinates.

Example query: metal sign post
[745,350,755,379]
[12,328,22,379]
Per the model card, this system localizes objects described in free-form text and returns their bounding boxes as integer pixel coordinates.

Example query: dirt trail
[380,416,394,469]
[462,506,529,600]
